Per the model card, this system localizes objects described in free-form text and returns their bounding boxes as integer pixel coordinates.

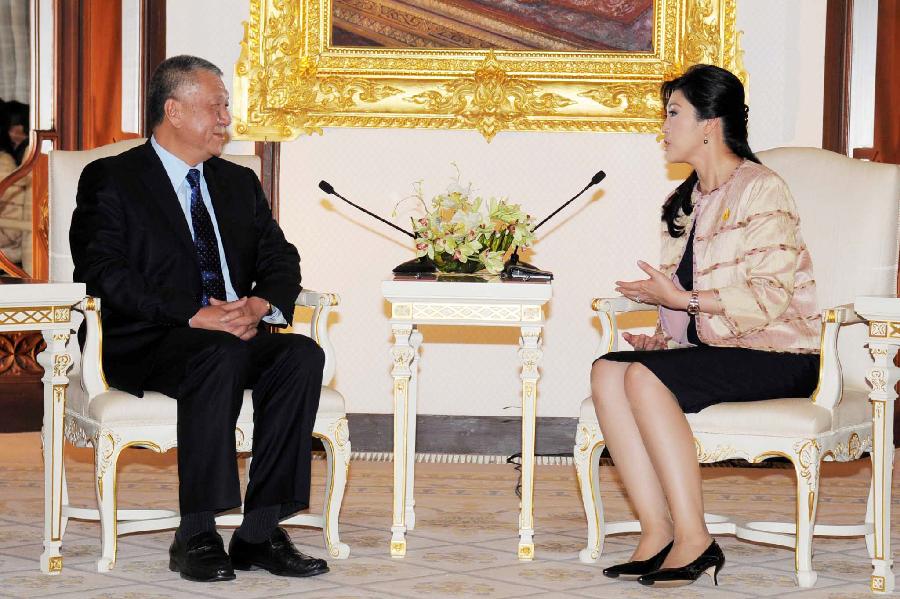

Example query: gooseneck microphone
[318,180,415,239]
[503,170,606,279]
[532,170,606,232]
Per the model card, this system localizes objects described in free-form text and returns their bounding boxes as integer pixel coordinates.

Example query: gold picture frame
[233,0,745,142]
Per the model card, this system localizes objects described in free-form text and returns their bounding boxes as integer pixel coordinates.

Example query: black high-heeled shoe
[637,540,725,587]
[602,541,673,580]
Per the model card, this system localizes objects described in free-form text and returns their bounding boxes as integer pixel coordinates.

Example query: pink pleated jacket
[657,160,820,354]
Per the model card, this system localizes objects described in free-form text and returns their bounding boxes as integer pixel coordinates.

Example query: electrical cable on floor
[506,451,572,498]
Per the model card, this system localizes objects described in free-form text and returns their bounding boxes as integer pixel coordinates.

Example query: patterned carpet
[0,432,894,598]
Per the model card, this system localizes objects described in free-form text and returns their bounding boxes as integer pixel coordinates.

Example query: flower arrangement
[401,171,535,274]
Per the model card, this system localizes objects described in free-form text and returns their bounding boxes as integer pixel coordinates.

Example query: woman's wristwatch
[686,290,701,316]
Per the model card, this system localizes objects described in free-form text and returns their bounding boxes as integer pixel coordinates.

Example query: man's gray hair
[146,55,223,130]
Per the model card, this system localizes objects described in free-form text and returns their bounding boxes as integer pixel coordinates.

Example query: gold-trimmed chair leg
[316,420,350,559]
[575,420,606,564]
[793,441,822,588]
[94,433,121,572]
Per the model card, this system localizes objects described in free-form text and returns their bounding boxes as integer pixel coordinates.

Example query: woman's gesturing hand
[623,331,667,351]
[615,260,686,309]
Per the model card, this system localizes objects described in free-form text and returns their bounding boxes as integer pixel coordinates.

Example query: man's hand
[623,331,667,351]
[189,297,270,340]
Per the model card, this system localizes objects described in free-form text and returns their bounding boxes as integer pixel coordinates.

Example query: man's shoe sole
[232,560,330,577]
[169,558,236,582]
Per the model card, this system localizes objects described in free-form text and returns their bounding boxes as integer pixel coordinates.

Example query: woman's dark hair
[0,101,13,158]
[2,101,30,164]
[660,64,759,237]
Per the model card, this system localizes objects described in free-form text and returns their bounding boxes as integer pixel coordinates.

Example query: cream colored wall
[167,1,826,418]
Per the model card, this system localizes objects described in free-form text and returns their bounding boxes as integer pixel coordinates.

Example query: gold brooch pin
[722,209,730,222]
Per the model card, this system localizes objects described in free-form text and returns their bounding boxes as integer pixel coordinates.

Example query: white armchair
[49,138,351,572]
[574,147,900,587]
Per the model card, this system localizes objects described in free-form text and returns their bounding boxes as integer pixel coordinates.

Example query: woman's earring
[703,136,709,145]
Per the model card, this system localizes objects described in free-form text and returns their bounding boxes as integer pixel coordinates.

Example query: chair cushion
[87,385,345,427]
[579,388,870,437]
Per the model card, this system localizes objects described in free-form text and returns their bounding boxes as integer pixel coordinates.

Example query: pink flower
[416,242,428,251]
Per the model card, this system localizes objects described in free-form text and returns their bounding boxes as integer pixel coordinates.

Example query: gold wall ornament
[233,0,746,141]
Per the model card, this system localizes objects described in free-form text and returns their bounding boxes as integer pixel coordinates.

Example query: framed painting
[233,0,745,141]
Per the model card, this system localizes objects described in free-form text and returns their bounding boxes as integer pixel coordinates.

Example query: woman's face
[8,124,26,148]
[661,89,707,164]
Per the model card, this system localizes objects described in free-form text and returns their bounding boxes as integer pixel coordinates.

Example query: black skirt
[598,346,820,414]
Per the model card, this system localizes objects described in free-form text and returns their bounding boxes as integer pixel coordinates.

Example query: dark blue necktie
[186,169,227,306]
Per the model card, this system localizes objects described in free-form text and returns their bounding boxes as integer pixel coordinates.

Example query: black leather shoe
[602,540,673,580]
[637,540,725,587]
[229,527,329,577]
[168,531,235,582]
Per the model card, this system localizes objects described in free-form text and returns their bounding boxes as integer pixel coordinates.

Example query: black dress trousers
[141,328,324,516]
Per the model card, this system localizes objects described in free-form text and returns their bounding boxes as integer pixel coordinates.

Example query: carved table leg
[404,329,423,531]
[390,324,415,558]
[868,340,898,593]
[517,326,542,561]
[38,330,72,574]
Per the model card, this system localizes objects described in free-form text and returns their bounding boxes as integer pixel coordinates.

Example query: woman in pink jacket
[592,64,820,588]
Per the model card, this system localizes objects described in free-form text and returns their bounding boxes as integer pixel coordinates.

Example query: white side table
[856,296,900,594]
[0,280,85,574]
[382,277,552,560]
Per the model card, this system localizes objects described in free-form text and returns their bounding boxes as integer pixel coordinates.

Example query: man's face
[169,69,232,165]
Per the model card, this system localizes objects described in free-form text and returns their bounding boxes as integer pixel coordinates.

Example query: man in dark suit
[70,56,329,582]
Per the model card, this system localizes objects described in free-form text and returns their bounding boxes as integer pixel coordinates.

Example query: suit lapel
[133,142,197,259]
[203,159,242,294]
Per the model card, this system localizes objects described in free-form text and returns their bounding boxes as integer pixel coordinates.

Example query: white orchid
[401,169,535,274]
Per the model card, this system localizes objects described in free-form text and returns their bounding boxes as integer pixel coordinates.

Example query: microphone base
[501,258,553,281]
[392,256,437,275]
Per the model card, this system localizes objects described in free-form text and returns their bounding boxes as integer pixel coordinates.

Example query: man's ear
[163,98,182,128]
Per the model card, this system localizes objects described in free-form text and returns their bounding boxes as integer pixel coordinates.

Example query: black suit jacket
[70,141,301,395]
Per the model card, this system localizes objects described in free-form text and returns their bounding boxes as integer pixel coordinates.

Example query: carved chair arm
[294,290,340,385]
[812,304,867,410]
[591,296,658,360]
[79,296,108,399]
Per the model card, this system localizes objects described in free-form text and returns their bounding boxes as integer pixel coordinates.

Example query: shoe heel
[230,558,254,571]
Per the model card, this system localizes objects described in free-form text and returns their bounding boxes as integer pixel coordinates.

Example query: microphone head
[318,180,335,195]
[590,170,607,186]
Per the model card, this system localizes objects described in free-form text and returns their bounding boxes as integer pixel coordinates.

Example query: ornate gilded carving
[793,439,821,482]
[47,556,62,573]
[63,416,90,447]
[694,438,742,463]
[411,303,523,322]
[408,51,574,141]
[869,320,900,339]
[334,417,350,448]
[830,432,871,462]
[391,303,412,319]
[94,431,120,500]
[233,0,745,141]
[0,306,72,326]
[52,354,72,377]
